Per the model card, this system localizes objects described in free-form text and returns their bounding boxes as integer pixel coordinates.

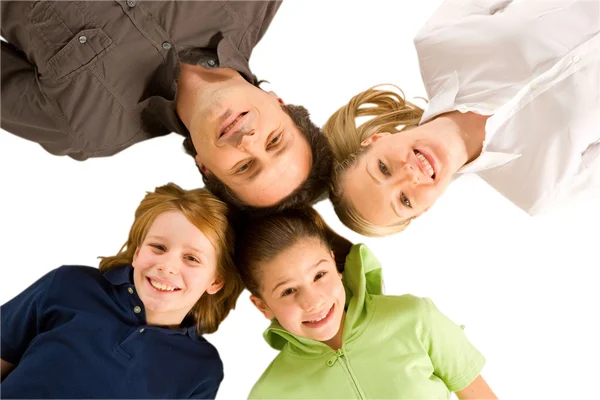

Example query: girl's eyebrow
[270,259,328,294]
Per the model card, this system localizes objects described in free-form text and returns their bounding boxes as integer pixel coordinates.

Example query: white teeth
[415,151,434,178]
[308,311,328,323]
[150,279,176,292]
[222,113,245,135]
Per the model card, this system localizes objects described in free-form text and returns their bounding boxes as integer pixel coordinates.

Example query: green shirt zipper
[326,348,366,399]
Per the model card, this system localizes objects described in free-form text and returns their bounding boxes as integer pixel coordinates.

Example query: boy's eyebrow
[270,259,328,294]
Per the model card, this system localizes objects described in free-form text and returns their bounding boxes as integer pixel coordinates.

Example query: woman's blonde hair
[323,85,425,237]
[99,183,243,334]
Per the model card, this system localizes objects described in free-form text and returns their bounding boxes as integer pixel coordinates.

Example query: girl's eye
[314,271,327,281]
[378,160,390,176]
[281,288,295,297]
[400,192,412,208]
[268,133,282,147]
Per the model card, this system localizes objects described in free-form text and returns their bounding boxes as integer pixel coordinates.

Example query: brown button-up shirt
[1,1,281,160]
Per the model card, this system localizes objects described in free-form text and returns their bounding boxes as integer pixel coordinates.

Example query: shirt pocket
[28,0,114,80]
[46,28,114,80]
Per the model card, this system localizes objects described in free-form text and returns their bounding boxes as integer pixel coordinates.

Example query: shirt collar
[102,265,203,340]
[103,264,134,286]
[419,71,521,174]
[143,36,257,137]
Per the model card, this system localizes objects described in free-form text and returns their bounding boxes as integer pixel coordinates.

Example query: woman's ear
[250,295,275,320]
[360,132,391,147]
[196,157,211,176]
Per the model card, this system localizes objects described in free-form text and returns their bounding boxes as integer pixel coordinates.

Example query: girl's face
[341,123,467,226]
[132,211,224,327]
[251,238,346,346]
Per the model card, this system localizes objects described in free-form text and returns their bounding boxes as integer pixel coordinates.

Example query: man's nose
[236,130,257,151]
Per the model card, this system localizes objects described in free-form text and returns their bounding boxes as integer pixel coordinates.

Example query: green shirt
[250,244,485,399]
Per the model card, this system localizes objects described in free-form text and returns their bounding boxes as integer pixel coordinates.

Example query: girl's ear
[360,132,391,147]
[206,278,224,295]
[250,295,275,320]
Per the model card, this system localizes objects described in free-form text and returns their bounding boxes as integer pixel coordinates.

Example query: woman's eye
[150,244,165,252]
[400,192,412,208]
[268,133,282,147]
[281,288,295,297]
[378,160,390,176]
[314,271,326,281]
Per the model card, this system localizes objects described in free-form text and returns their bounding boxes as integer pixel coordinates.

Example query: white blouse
[414,0,599,215]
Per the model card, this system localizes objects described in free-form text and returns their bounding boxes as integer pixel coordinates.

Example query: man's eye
[268,133,282,147]
[236,161,252,174]
[378,160,390,176]
[281,288,295,297]
[400,192,412,208]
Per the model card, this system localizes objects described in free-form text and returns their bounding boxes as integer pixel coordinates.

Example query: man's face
[189,77,312,207]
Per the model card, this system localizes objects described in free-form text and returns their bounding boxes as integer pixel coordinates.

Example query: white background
[1,1,600,399]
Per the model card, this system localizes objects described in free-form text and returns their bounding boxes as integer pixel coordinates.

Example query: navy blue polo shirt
[1,265,223,399]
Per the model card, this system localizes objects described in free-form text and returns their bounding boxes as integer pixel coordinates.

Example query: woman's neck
[432,111,489,167]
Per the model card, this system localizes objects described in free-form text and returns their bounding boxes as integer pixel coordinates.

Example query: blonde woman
[324,0,599,237]
[1,183,243,399]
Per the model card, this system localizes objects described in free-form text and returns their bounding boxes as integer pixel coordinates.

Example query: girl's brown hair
[323,85,425,237]
[235,208,352,297]
[99,183,243,334]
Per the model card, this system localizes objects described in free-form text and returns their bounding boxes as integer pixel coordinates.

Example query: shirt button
[572,55,580,63]
[162,41,172,50]
[457,105,468,113]
[487,104,494,111]
[133,306,142,314]
[207,59,216,67]
[126,0,136,7]
[531,82,538,90]
[128,287,134,294]
[139,328,145,333]
[78,35,87,44]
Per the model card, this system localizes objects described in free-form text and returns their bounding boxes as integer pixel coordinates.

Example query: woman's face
[251,238,346,345]
[341,124,468,227]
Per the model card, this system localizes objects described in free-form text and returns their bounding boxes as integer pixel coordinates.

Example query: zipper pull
[326,354,338,367]
[326,348,344,367]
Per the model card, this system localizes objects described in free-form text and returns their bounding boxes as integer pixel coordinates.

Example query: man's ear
[268,91,285,105]
[250,295,275,320]
[360,132,391,147]
[195,157,211,176]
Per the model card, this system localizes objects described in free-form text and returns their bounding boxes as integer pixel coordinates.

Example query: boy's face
[251,238,346,344]
[132,211,223,327]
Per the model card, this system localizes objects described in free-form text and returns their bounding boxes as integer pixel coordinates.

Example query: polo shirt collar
[102,265,203,340]
[419,72,520,174]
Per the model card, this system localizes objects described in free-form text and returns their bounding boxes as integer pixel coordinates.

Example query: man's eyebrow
[245,140,291,183]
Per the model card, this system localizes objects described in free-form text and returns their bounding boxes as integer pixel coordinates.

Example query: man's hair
[182,104,332,216]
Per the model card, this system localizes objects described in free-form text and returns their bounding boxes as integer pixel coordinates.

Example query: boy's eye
[314,271,327,281]
[378,160,390,176]
[185,255,200,263]
[281,288,296,297]
[150,244,165,252]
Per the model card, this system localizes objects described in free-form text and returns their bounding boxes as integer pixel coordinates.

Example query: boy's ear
[206,278,224,295]
[250,295,275,320]
[132,248,140,268]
